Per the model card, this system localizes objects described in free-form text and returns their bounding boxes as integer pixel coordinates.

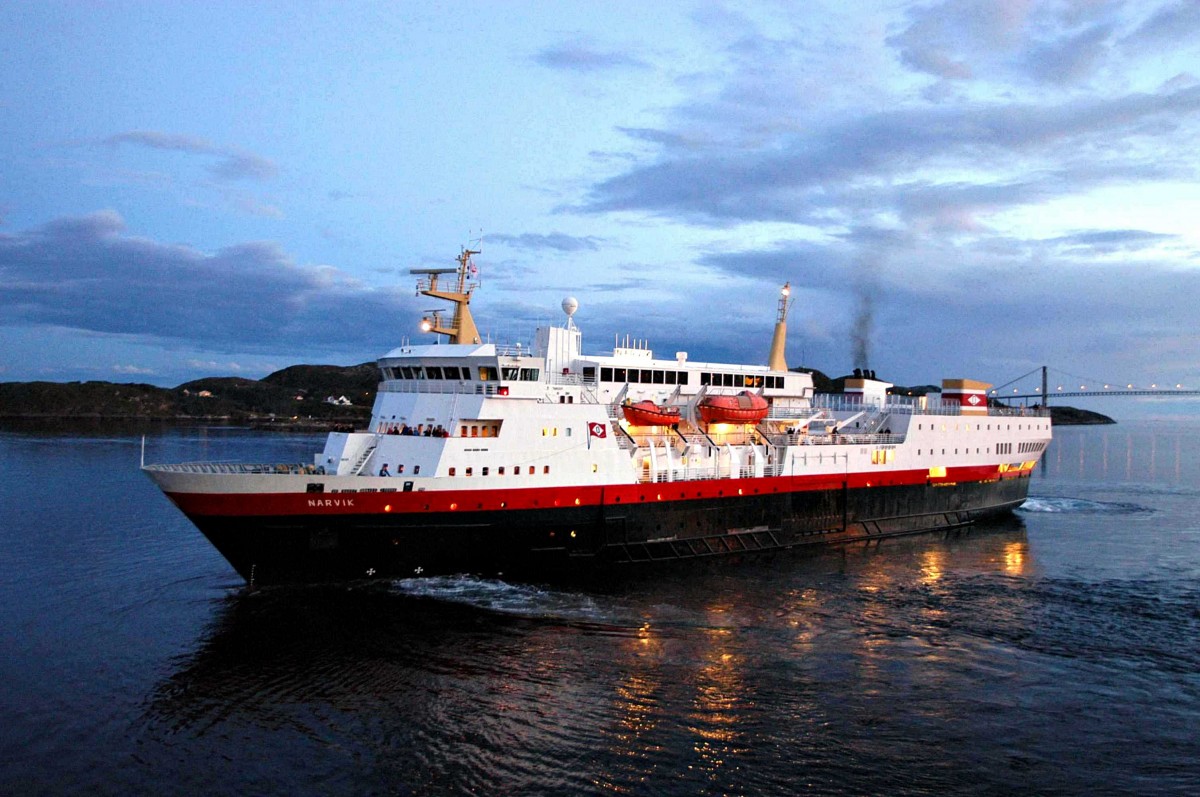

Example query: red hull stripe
[166,464,1032,518]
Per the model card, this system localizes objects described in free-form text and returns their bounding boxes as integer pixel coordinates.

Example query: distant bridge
[993,366,1199,404]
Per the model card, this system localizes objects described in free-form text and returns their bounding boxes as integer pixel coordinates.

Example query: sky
[2,0,1198,419]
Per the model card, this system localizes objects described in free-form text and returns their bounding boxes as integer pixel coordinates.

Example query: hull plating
[181,475,1033,585]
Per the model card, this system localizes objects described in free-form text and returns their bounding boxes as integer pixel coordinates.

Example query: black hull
[189,476,1033,585]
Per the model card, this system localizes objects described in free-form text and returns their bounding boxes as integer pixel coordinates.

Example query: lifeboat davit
[698,391,769,424]
[622,400,682,427]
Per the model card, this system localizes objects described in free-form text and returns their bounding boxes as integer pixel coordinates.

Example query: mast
[410,247,482,344]
[767,282,793,372]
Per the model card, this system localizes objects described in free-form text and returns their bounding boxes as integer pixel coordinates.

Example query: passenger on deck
[379,464,391,477]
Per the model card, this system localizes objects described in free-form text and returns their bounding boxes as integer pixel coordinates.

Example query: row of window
[700,372,786,389]
[917,422,1048,431]
[448,465,552,477]
[597,367,786,388]
[382,365,541,382]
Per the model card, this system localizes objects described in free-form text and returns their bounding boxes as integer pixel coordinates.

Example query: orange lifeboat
[698,391,769,424]
[622,400,682,427]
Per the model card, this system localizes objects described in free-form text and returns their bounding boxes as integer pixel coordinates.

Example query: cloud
[580,83,1200,226]
[0,211,417,357]
[488,232,605,252]
[103,130,278,182]
[533,40,649,72]
[1043,229,1178,255]
[1121,1,1200,52]
[112,364,155,375]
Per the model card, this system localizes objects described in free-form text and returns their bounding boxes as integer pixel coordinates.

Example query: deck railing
[144,462,316,475]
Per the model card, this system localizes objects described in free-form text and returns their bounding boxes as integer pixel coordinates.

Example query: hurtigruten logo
[307,498,355,507]
[967,394,983,406]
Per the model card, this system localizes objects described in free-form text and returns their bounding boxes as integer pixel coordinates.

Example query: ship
[143,248,1052,585]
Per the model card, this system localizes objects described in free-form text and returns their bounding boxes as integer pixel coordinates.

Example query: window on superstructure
[479,366,495,381]
[664,371,676,385]
[653,370,664,384]
[700,372,711,386]
[413,367,425,379]
[582,366,595,383]
[400,366,415,379]
[503,367,519,380]
[498,466,505,475]
[426,366,443,379]
[725,373,735,386]
[449,467,456,476]
[442,366,460,380]
[520,368,540,381]
[544,466,550,474]
[601,367,613,382]
[614,368,627,382]
[528,466,535,475]
[466,467,473,477]
[677,371,689,385]
[414,466,420,475]
[482,467,489,476]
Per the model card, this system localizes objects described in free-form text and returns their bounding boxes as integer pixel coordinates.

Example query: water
[1,421,1198,795]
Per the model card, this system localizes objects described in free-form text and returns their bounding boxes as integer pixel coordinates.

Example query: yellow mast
[410,247,482,344]
[767,282,792,372]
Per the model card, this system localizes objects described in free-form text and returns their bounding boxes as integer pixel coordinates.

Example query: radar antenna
[409,246,482,344]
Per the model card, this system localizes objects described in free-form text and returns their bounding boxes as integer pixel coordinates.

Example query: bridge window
[442,366,460,380]
[520,368,540,380]
[479,366,495,381]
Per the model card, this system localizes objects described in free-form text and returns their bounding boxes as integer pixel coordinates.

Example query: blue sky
[2,0,1198,418]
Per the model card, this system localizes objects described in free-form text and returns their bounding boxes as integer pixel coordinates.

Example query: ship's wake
[390,574,614,623]
[1021,496,1153,514]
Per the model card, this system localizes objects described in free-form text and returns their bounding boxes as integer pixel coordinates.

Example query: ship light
[449,502,458,510]
[420,318,432,332]
[498,386,509,396]
[574,497,581,505]
[384,504,392,512]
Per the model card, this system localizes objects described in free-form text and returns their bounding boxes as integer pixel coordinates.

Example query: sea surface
[1,420,1198,796]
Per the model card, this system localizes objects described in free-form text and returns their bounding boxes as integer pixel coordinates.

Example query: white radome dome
[562,296,579,317]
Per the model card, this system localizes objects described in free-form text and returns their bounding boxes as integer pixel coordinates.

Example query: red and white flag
[588,422,607,438]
